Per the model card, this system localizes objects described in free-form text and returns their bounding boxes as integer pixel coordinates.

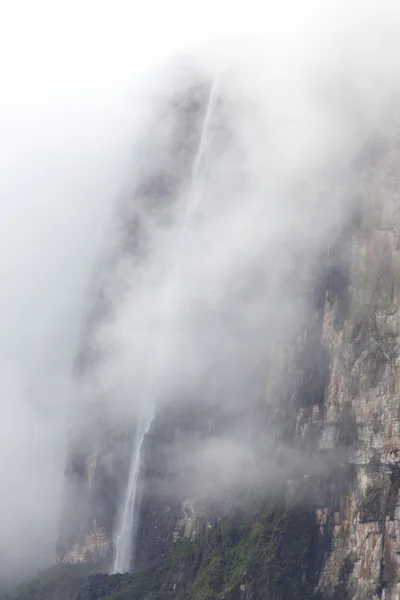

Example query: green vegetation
[4,497,319,600]
[104,497,319,600]
[3,563,101,600]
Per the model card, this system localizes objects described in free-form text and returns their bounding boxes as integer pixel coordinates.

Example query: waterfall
[112,73,220,574]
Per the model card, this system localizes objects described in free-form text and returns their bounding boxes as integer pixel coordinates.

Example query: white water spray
[112,74,220,574]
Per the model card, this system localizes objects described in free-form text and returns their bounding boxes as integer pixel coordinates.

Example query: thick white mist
[2,0,400,585]
[112,75,220,573]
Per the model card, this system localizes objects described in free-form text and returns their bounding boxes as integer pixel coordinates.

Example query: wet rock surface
[53,110,400,598]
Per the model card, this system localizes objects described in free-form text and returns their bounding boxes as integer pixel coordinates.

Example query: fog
[1,0,400,585]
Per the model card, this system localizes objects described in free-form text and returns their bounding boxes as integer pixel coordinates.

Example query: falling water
[112,73,220,574]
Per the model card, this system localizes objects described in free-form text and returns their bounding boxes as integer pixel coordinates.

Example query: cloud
[1,0,400,584]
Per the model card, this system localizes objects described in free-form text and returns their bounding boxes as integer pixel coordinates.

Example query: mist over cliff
[3,0,400,590]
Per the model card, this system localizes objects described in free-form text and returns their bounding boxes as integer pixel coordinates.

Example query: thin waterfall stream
[112,74,220,574]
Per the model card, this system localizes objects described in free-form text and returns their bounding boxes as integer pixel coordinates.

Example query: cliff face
[310,127,400,600]
[53,95,400,598]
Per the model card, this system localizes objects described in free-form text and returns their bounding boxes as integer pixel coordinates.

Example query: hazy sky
[1,0,400,585]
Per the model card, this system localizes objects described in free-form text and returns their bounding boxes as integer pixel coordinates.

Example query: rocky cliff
[310,124,400,600]
[15,97,400,600]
